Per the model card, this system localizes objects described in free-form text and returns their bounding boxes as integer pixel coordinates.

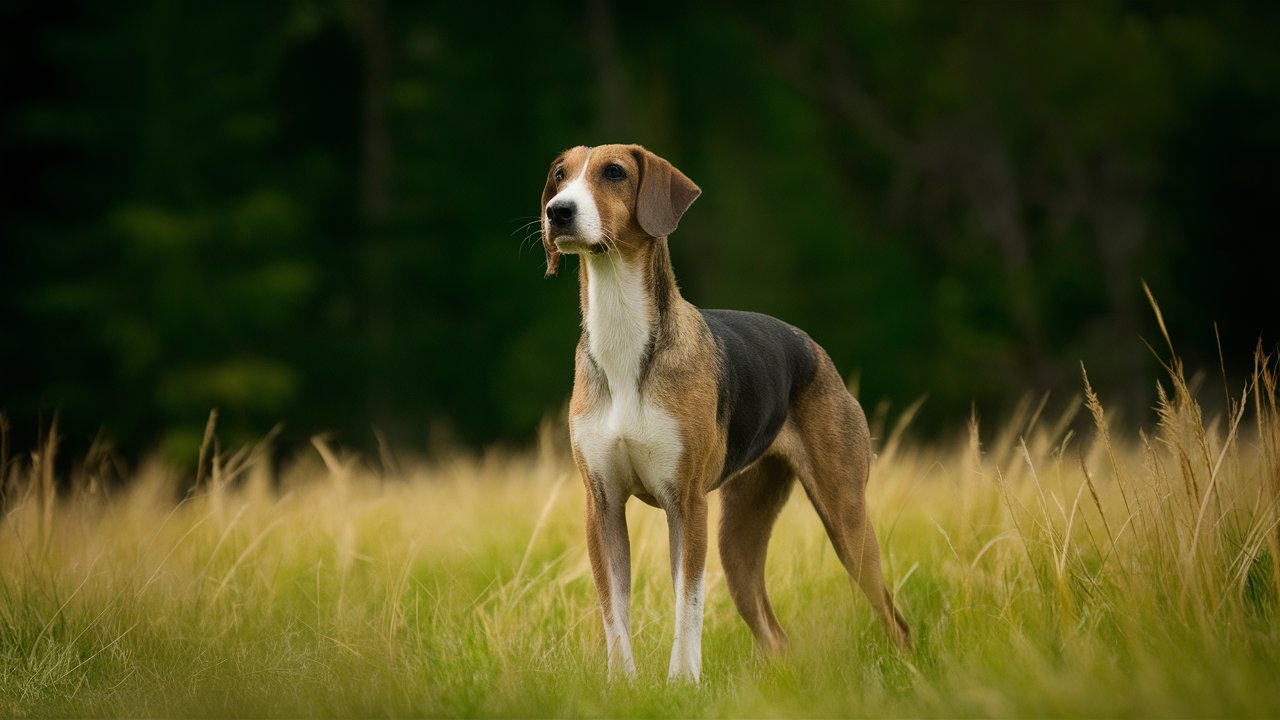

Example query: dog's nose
[547,201,576,228]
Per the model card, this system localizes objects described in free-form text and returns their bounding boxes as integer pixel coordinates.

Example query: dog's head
[539,144,701,277]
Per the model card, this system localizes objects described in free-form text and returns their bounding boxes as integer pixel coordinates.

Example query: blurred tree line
[2,0,1277,462]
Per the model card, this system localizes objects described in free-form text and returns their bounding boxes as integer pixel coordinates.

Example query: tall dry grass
[1,328,1277,716]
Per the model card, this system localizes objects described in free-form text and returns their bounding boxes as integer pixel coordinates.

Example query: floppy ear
[539,158,562,277]
[633,147,701,238]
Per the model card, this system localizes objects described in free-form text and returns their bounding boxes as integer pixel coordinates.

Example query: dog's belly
[571,392,682,506]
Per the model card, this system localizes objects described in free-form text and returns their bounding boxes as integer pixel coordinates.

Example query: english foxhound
[540,144,910,682]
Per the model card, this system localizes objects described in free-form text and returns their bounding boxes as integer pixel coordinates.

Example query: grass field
[3,345,1279,717]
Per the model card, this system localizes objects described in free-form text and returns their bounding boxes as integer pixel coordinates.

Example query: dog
[540,144,910,682]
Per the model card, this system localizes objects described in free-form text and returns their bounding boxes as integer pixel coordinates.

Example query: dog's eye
[554,168,565,183]
[602,163,626,181]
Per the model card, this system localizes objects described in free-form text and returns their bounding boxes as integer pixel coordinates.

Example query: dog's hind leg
[836,499,911,649]
[718,456,794,655]
[787,381,911,649]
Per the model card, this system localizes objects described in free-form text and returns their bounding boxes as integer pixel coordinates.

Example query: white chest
[572,391,682,503]
[570,257,683,502]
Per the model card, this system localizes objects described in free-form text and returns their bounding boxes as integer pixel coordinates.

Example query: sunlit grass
[2,344,1278,717]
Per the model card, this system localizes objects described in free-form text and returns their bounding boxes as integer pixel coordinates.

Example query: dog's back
[699,309,818,481]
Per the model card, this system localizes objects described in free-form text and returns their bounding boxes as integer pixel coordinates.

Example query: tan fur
[756,340,911,647]
[543,144,909,681]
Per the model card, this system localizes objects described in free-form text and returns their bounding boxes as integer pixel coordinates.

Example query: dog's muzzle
[547,198,608,254]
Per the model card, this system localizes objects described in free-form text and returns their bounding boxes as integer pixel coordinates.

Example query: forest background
[3,0,1277,462]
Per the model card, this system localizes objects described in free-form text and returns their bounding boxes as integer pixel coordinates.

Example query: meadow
[2,339,1278,717]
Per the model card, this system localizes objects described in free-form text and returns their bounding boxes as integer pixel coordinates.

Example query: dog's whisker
[600,229,626,254]
[510,219,544,237]
[598,232,621,271]
[603,229,634,251]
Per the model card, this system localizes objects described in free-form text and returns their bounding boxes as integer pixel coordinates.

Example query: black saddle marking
[699,308,819,481]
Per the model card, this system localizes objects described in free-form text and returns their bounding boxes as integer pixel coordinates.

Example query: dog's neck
[577,238,681,395]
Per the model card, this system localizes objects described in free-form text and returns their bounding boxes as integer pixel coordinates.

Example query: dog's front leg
[666,491,707,682]
[584,485,636,679]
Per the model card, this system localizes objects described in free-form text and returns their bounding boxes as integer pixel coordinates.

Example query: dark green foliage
[2,0,1277,459]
